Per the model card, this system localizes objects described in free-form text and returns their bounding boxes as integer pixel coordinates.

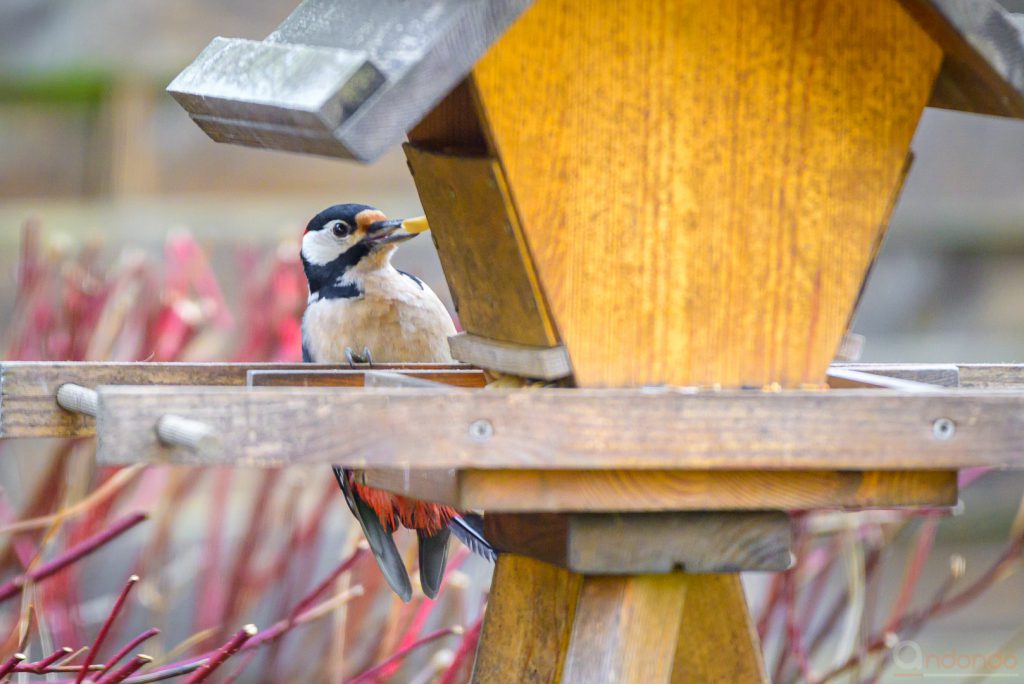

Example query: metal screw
[932,418,956,441]
[469,419,494,442]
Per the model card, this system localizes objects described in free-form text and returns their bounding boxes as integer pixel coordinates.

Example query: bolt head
[468,419,494,442]
[932,418,956,440]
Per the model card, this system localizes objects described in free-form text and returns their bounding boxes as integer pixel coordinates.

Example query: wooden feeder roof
[168,0,1024,163]
[167,0,532,161]
[906,0,1024,118]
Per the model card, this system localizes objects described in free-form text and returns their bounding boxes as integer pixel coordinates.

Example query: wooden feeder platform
[4,360,1024,680]
[9,0,1024,680]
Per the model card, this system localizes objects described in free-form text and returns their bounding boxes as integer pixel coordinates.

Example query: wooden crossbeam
[6,361,1024,440]
[0,362,472,437]
[362,468,958,511]
[484,512,792,573]
[92,385,1024,469]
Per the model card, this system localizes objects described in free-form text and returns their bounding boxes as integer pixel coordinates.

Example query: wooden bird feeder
[6,0,1024,680]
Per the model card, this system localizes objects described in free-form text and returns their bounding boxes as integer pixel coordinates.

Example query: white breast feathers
[302,265,456,364]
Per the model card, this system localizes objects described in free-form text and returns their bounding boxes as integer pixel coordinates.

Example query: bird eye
[331,221,349,238]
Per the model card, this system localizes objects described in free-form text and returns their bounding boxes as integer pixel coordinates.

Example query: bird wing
[417,527,451,600]
[331,466,413,602]
[449,513,498,562]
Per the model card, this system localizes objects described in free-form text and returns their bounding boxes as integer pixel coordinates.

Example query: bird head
[300,203,429,295]
[301,204,428,266]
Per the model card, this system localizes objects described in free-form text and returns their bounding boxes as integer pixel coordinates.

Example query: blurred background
[2,1,1024,682]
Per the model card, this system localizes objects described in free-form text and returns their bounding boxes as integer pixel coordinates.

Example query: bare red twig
[882,514,939,635]
[122,660,205,684]
[0,513,147,603]
[288,547,367,621]
[74,575,140,684]
[103,629,159,672]
[345,627,463,684]
[377,546,471,680]
[181,625,257,684]
[218,649,257,684]
[0,653,26,678]
[438,616,484,684]
[22,646,73,674]
[817,528,1024,683]
[94,655,152,684]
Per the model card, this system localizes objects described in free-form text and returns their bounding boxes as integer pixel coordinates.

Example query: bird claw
[344,346,374,367]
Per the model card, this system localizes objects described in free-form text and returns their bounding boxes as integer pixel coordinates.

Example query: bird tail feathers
[450,513,498,562]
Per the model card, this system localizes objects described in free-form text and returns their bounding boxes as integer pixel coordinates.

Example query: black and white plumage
[301,203,495,602]
[300,204,456,364]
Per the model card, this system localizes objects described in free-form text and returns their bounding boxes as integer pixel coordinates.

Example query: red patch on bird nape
[352,480,458,536]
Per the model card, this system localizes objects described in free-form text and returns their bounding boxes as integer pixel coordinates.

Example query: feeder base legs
[472,555,766,683]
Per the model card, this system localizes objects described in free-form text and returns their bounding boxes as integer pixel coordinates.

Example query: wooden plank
[672,575,768,683]
[247,368,485,388]
[471,554,582,683]
[831,363,960,387]
[825,367,943,392]
[471,0,942,388]
[0,362,471,437]
[405,146,559,348]
[957,364,1024,388]
[833,363,1024,388]
[562,574,689,684]
[95,386,1024,469]
[362,468,959,511]
[448,333,571,380]
[484,512,792,573]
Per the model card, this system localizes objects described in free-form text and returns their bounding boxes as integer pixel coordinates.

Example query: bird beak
[365,216,430,247]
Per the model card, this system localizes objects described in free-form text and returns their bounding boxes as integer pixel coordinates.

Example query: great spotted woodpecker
[300,203,494,602]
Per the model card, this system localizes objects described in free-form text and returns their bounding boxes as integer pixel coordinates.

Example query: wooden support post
[473,555,582,683]
[473,559,768,684]
[672,575,767,683]
[562,574,689,684]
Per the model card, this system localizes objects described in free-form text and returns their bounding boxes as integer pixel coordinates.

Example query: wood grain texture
[562,574,689,684]
[448,333,571,380]
[484,512,793,573]
[471,554,582,683]
[362,468,959,511]
[831,363,960,387]
[247,368,484,388]
[957,364,1024,388]
[471,0,942,387]
[825,367,943,391]
[672,575,768,683]
[95,386,1024,469]
[0,362,471,437]
[407,79,489,152]
[404,146,558,347]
